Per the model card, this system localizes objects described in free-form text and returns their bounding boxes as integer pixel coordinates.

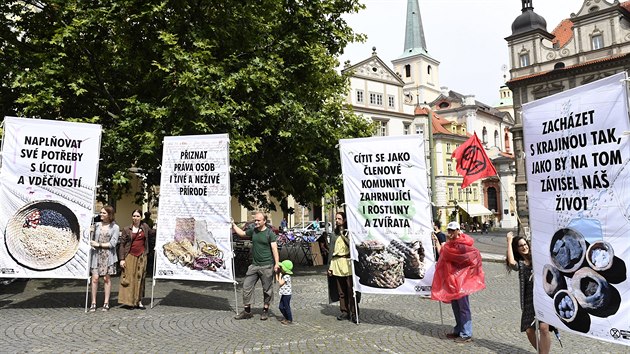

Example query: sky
[340,0,586,105]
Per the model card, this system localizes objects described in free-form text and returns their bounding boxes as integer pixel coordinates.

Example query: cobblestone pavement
[1,242,629,353]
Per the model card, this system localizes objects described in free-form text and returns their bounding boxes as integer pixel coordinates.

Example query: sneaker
[454,336,472,343]
[445,333,459,339]
[260,311,269,321]
[234,311,253,320]
[280,319,292,325]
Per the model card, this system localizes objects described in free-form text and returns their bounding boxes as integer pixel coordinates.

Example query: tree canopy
[0,0,373,210]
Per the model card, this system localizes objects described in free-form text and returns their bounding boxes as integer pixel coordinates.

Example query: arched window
[482,127,488,144]
[405,64,411,78]
[427,65,432,75]
[504,128,511,153]
[494,130,499,147]
[487,187,498,212]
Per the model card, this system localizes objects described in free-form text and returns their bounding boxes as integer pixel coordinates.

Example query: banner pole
[84,276,90,313]
[151,247,157,309]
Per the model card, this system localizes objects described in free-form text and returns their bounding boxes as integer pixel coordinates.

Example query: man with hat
[431,221,486,343]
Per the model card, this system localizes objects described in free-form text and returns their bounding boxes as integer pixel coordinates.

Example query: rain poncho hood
[431,232,486,302]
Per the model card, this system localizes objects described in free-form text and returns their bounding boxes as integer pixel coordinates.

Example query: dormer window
[519,53,530,67]
[438,101,450,109]
[591,33,604,50]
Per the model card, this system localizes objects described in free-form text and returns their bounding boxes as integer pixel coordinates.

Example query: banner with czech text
[0,117,102,279]
[339,135,433,295]
[523,72,630,346]
[154,134,234,283]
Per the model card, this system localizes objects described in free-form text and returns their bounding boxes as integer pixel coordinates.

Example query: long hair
[506,235,531,271]
[335,211,347,234]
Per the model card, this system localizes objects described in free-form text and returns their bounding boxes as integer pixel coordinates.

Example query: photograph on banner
[522,72,630,346]
[339,134,433,295]
[154,134,234,282]
[0,117,102,279]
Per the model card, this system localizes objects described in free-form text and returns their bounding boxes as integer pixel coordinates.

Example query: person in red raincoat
[431,221,485,343]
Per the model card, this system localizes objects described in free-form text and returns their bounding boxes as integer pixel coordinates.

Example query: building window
[415,124,423,135]
[427,65,432,75]
[403,123,410,135]
[405,64,411,78]
[519,53,530,67]
[388,95,395,108]
[591,34,604,50]
[448,185,454,200]
[374,120,388,136]
[494,130,499,147]
[473,188,478,200]
[356,90,364,103]
[447,163,452,176]
[446,143,451,154]
[482,127,488,144]
[369,93,383,106]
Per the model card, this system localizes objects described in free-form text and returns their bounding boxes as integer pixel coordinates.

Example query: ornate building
[343,0,516,229]
[505,0,630,236]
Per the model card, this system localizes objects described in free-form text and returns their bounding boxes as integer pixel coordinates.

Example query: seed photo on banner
[522,72,630,346]
[0,117,102,279]
[154,134,234,283]
[339,134,433,295]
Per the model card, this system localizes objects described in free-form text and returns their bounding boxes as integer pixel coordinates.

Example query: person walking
[276,260,293,325]
[431,221,485,343]
[232,212,280,320]
[327,211,359,323]
[89,206,119,312]
[506,231,554,353]
[117,209,151,309]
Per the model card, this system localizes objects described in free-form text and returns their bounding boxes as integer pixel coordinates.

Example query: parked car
[290,220,332,237]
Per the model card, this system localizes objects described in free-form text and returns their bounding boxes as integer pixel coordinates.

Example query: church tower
[392,0,441,105]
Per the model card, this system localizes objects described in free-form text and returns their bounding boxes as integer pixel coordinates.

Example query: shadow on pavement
[3,291,86,308]
[157,288,232,311]
[319,305,531,353]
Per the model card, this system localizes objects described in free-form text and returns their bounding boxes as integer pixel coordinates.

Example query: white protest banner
[523,72,630,346]
[154,134,233,282]
[0,117,101,279]
[339,135,433,295]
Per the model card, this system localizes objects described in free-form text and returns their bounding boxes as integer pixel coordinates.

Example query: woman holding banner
[89,206,119,312]
[506,231,553,354]
[118,209,151,309]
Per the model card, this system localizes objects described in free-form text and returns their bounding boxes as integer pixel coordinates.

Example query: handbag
[120,270,130,287]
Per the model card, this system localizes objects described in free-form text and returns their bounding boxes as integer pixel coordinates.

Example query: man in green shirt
[232,212,279,320]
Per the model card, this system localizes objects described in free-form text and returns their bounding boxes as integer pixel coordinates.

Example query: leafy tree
[0,0,373,209]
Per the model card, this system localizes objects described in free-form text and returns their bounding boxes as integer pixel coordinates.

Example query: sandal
[89,303,97,312]
[102,303,110,312]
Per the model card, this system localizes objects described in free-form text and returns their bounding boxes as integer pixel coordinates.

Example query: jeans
[242,264,274,306]
[279,295,292,321]
[451,295,473,338]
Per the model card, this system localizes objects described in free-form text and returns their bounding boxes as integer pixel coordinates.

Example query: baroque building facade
[505,0,630,236]
[342,0,516,229]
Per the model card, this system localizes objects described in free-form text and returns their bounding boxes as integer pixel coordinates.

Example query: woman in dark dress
[506,231,552,354]
[118,209,151,309]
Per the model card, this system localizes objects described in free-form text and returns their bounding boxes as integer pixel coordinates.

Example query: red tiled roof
[508,53,630,83]
[551,19,573,48]
[414,107,468,136]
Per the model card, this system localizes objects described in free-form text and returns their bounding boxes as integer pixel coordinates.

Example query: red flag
[451,132,497,189]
